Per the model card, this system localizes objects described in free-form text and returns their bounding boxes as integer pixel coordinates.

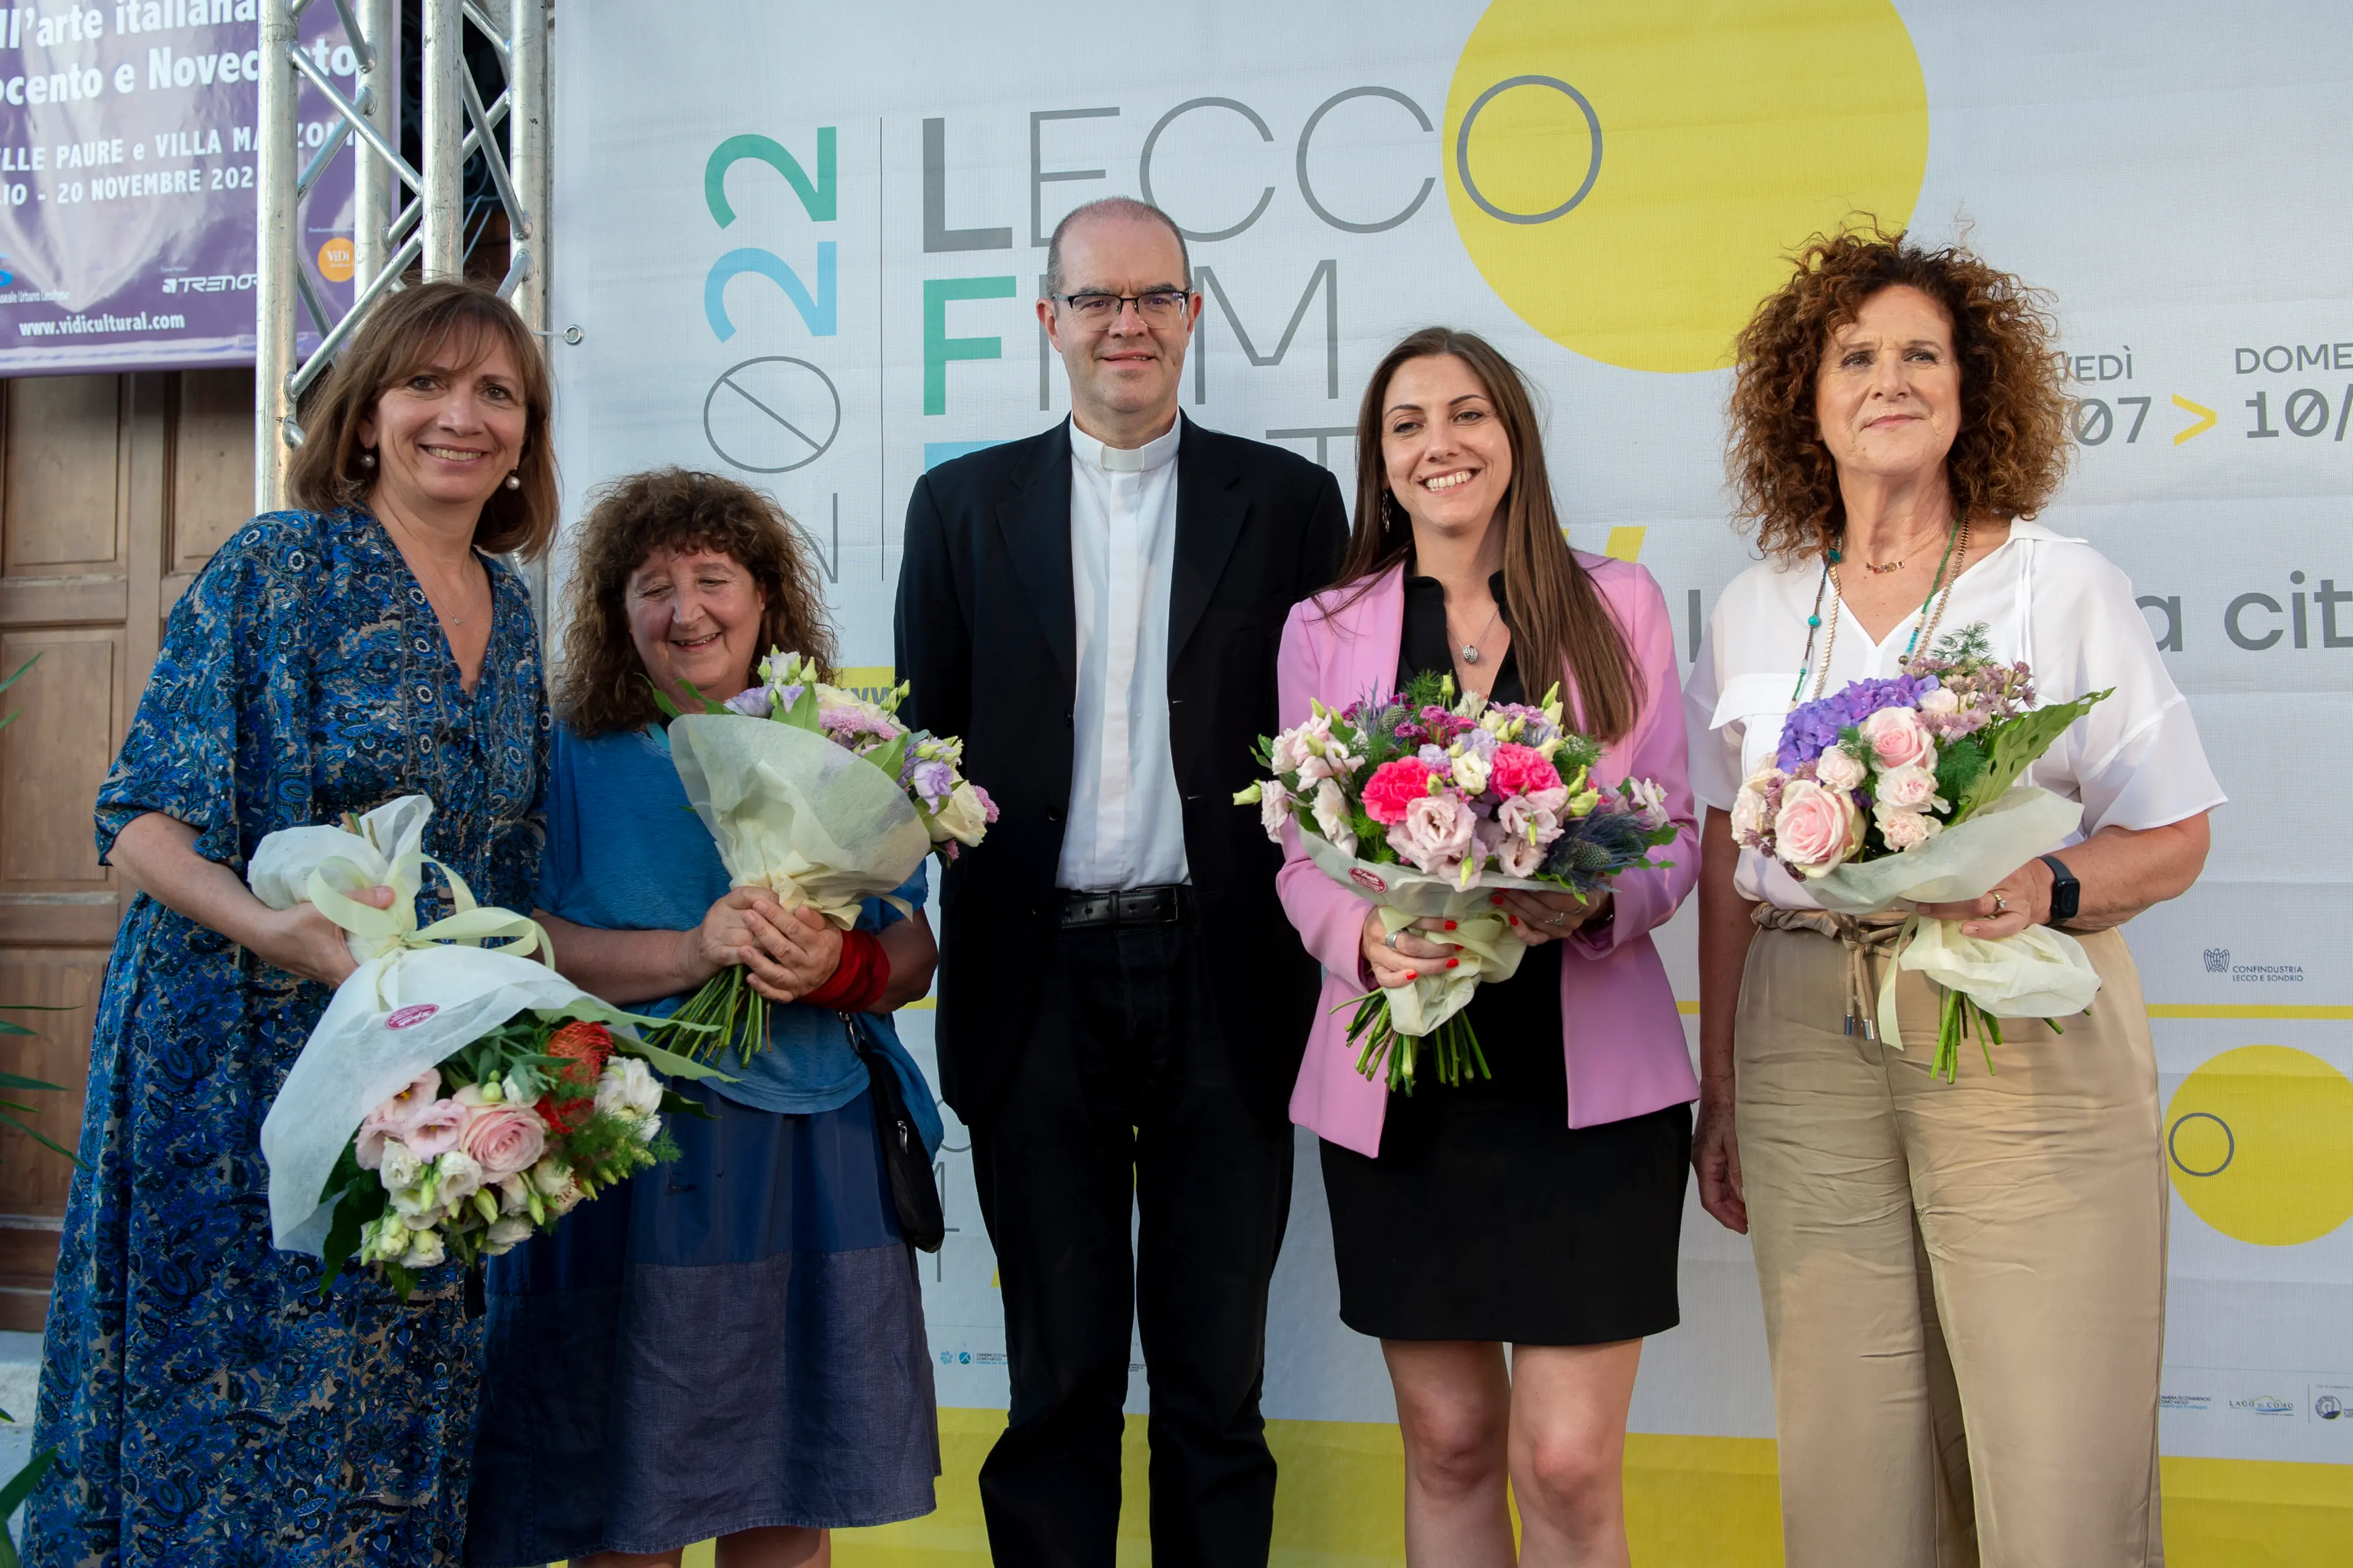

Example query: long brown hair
[286,279,559,558]
[554,468,837,738]
[1333,327,1639,741]
[1728,226,2070,561]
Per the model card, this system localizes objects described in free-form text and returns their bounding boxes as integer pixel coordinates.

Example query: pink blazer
[1277,556,1700,1156]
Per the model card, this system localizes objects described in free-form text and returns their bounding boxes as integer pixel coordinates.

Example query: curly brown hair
[1727,227,2071,561]
[554,468,837,737]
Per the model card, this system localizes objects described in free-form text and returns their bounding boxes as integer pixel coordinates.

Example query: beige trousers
[1736,918,2167,1568]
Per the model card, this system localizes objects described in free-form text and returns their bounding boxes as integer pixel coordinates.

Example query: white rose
[1814,745,1866,793]
[1311,778,1356,855]
[433,1149,483,1206]
[1256,778,1292,843]
[1919,686,1961,716]
[494,1174,531,1216]
[596,1057,664,1121]
[485,1215,536,1248]
[379,1141,422,1192]
[401,1228,447,1269]
[1874,804,1942,851]
[1449,749,1491,796]
[928,781,990,846]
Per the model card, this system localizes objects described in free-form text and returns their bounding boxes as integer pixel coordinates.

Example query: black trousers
[969,918,1294,1568]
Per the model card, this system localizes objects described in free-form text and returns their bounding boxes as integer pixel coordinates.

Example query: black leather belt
[1058,885,1192,930]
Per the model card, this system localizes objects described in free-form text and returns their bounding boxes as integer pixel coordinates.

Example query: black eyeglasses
[1050,289,1194,325]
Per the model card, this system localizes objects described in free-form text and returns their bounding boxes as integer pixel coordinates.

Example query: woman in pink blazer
[1276,328,1698,1568]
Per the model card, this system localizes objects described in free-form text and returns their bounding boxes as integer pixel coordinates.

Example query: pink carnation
[1488,743,1563,798]
[1360,758,1434,825]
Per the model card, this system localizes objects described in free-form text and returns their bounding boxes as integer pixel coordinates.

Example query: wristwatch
[2039,854,2080,925]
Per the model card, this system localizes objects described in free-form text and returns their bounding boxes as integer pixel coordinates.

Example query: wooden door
[0,368,253,1328]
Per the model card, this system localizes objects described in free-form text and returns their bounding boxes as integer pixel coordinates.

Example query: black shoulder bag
[841,1013,945,1252]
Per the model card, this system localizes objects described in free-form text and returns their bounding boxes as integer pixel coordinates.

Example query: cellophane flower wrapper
[1730,628,2113,1077]
[650,650,993,1062]
[250,795,724,1283]
[1238,672,1678,1093]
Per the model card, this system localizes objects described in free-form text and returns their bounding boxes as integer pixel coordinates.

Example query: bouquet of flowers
[1732,626,2113,1077]
[1237,671,1678,1093]
[251,794,724,1294]
[648,648,995,1061]
[314,1017,698,1296]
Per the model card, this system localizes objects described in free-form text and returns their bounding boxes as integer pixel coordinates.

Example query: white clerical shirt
[1057,416,1191,891]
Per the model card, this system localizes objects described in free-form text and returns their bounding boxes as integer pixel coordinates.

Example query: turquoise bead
[1807,615,1821,627]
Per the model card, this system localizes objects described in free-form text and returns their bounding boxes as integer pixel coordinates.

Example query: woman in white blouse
[1688,232,2220,1568]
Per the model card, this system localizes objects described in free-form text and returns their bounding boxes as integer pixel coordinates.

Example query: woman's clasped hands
[1357,888,1612,988]
[686,887,844,1003]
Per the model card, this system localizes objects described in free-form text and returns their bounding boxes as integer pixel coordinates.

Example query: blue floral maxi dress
[25,509,549,1567]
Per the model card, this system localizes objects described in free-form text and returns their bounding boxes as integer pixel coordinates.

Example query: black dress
[1317,572,1692,1345]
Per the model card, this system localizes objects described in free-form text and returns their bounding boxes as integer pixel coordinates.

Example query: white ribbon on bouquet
[1803,786,2103,1049]
[250,794,711,1256]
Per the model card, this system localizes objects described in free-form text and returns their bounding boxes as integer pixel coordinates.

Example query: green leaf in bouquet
[623,1033,738,1083]
[1954,689,2112,822]
[643,676,686,721]
[1933,733,1988,806]
[0,1445,60,1562]
[780,678,824,733]
[865,730,910,786]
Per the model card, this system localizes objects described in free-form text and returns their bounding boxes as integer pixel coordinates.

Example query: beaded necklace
[1788,515,1969,707]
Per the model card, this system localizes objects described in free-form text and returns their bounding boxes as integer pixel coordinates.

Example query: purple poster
[0,1,359,375]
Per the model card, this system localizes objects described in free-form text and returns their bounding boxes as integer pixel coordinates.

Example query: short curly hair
[554,468,836,738]
[1728,228,2071,561]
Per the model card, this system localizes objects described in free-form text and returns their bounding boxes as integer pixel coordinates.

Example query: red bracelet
[803,928,890,1013]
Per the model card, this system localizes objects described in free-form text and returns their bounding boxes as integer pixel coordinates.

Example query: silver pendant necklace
[1451,597,1501,665]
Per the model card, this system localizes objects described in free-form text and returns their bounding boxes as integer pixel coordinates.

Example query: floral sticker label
[1349,867,1388,894]
[386,1004,440,1030]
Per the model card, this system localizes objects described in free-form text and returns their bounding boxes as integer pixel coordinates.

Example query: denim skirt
[462,1080,939,1563]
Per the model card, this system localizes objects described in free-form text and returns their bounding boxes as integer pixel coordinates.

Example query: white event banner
[547,0,2353,1528]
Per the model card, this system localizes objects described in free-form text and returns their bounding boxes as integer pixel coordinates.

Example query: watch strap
[2039,854,2080,924]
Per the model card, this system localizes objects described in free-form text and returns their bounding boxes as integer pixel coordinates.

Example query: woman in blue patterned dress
[26,282,558,1567]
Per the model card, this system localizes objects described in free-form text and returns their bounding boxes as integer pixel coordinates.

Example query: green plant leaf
[1954,690,2113,821]
[865,732,908,785]
[781,679,822,733]
[0,1444,59,1553]
[642,676,684,721]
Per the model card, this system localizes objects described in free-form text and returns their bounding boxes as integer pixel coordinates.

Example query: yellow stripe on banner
[1602,525,1647,562]
[2147,1003,2353,1020]
[560,1420,2353,1566]
[1669,1000,2353,1021]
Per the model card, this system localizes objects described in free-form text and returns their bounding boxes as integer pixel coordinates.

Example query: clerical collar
[1069,415,1181,474]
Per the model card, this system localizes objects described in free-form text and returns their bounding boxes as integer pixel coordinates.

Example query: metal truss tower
[253,0,553,514]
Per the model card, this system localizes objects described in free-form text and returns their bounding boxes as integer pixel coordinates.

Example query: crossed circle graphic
[703,355,841,475]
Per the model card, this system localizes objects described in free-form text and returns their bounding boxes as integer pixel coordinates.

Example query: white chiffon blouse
[1685,519,2226,910]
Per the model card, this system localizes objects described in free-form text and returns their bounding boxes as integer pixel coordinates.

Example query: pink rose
[401,1099,467,1159]
[1861,706,1934,771]
[1360,757,1435,825]
[1814,745,1866,793]
[1876,763,1942,812]
[458,1104,549,1180]
[1387,791,1477,876]
[1488,744,1563,797]
[1773,779,1864,874]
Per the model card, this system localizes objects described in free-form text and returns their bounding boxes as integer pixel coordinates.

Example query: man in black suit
[894,196,1346,1566]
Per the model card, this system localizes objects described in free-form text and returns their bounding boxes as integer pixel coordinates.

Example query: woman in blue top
[465,468,942,1568]
[28,282,558,1566]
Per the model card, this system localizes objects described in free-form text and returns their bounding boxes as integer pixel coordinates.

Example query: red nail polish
[1489,893,1503,905]
[1446,958,1459,969]
[1509,914,1520,926]
[1443,920,1458,931]
[1406,971,1417,982]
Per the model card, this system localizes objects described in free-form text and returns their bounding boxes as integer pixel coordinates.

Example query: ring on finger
[1383,929,1401,950]
[1991,892,2009,913]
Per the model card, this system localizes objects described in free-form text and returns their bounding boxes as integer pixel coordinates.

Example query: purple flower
[1416,743,1450,770]
[1776,675,1936,770]
[910,759,956,805]
[724,687,770,716]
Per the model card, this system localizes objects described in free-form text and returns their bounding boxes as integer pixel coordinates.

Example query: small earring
[503,471,521,491]
[358,449,376,469]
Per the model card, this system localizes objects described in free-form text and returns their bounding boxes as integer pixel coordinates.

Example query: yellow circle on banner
[1444,0,1930,374]
[317,236,355,284]
[2164,1045,2353,1247]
